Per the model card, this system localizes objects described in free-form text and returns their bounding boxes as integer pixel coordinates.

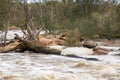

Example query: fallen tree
[0,34,62,55]
[0,0,64,54]
[0,41,21,53]
[0,35,99,61]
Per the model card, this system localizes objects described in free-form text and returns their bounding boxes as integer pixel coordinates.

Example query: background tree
[0,0,119,42]
[0,0,12,45]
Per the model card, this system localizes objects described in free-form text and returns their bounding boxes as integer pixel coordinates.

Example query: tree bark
[14,34,61,54]
[0,41,21,53]
[0,34,61,55]
[3,27,8,46]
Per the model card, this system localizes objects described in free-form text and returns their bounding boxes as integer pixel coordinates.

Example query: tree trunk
[14,34,61,54]
[0,34,61,54]
[0,41,21,53]
[3,27,8,46]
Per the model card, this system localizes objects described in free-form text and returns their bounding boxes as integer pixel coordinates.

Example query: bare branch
[37,27,43,35]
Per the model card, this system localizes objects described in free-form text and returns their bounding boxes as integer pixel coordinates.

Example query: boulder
[93,47,108,55]
[83,41,97,48]
[61,47,93,56]
[49,45,66,51]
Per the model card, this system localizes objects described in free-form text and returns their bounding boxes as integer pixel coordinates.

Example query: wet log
[24,41,61,54]
[0,41,22,53]
[0,34,61,54]
[14,34,61,54]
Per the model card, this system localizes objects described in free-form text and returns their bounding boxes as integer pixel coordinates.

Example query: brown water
[0,52,120,80]
[0,30,120,80]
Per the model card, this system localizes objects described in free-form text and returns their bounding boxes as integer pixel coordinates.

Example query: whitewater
[0,30,120,80]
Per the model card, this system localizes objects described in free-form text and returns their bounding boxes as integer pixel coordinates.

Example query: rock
[61,47,93,56]
[93,47,108,55]
[49,45,66,51]
[83,41,97,48]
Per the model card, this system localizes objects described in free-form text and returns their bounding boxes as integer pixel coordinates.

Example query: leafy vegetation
[0,0,120,39]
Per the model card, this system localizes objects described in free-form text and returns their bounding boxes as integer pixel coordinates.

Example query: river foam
[0,30,120,80]
[0,52,120,80]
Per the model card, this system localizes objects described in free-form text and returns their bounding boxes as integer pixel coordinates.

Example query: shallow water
[0,52,120,80]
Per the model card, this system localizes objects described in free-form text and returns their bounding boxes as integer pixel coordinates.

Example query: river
[0,30,120,80]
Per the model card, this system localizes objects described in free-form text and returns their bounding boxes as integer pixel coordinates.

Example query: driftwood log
[0,41,21,53]
[0,34,61,55]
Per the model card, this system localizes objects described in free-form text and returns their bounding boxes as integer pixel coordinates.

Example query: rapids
[0,52,120,80]
[0,30,120,80]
